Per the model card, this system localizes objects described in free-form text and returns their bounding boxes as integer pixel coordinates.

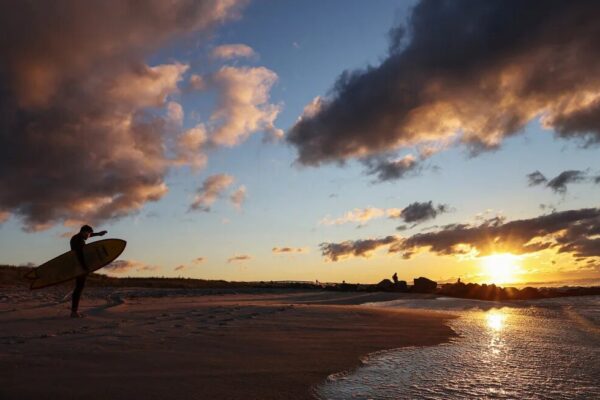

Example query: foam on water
[316,296,600,400]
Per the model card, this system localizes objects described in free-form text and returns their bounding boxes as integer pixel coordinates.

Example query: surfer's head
[80,225,93,239]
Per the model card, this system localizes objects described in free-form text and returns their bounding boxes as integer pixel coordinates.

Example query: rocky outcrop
[412,277,437,293]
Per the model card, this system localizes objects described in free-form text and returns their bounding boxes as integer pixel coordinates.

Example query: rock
[394,280,408,292]
[412,277,437,293]
[376,279,394,291]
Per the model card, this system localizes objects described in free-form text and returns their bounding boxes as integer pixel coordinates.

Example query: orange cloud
[320,208,600,264]
[104,259,159,274]
[210,66,283,145]
[211,44,256,60]
[288,2,600,177]
[0,0,244,230]
[319,207,386,226]
[190,174,235,212]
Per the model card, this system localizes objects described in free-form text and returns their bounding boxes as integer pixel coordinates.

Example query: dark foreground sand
[0,288,456,399]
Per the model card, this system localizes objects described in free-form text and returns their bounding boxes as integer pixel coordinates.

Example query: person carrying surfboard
[70,225,107,318]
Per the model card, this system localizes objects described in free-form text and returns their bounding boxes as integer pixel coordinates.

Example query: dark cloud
[395,201,448,224]
[321,208,600,263]
[546,170,588,193]
[392,208,600,259]
[527,171,548,186]
[528,169,594,193]
[288,1,600,169]
[0,0,243,230]
[320,236,397,262]
[227,255,251,263]
[540,203,557,213]
[363,154,421,182]
[272,247,307,254]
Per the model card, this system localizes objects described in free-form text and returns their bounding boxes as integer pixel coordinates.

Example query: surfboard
[25,239,127,290]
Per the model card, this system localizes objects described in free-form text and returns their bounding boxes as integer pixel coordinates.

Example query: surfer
[70,225,107,318]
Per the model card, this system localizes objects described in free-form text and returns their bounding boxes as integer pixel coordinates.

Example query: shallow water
[316,296,600,400]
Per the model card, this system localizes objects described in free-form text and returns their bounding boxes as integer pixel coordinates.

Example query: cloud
[288,1,600,170]
[175,124,209,170]
[392,208,600,260]
[189,74,206,91]
[209,66,283,145]
[363,154,422,182]
[190,173,235,212]
[528,169,593,193]
[272,247,307,254]
[227,255,251,263]
[547,170,588,193]
[167,101,184,127]
[320,236,397,262]
[104,259,159,274]
[320,208,600,263]
[392,201,449,224]
[527,171,548,186]
[0,0,244,230]
[320,202,448,227]
[230,185,247,210]
[320,207,386,226]
[211,44,256,60]
[175,256,204,271]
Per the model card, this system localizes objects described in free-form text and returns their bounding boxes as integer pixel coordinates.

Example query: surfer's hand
[97,230,107,236]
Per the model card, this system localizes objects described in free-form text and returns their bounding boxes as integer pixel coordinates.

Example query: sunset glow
[481,254,522,284]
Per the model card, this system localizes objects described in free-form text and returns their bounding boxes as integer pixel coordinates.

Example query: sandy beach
[0,288,455,399]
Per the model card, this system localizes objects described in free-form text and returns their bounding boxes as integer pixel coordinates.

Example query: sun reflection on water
[484,310,508,356]
[486,310,506,331]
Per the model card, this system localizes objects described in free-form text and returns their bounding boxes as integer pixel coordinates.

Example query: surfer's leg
[71,275,86,312]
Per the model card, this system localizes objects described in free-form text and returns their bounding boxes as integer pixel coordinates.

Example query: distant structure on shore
[438,279,600,301]
[2,265,599,301]
[325,276,600,301]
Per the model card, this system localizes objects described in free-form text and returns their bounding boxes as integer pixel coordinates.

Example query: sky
[0,0,599,286]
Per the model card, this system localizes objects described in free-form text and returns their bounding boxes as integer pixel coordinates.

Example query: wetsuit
[70,233,88,312]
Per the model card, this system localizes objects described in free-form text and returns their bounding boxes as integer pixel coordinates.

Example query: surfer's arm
[91,230,107,237]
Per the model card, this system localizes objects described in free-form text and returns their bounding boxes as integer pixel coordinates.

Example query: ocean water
[316,296,600,400]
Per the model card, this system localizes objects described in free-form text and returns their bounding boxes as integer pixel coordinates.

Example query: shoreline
[1,288,457,400]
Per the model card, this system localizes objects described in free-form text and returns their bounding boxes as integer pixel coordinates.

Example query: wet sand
[0,288,456,399]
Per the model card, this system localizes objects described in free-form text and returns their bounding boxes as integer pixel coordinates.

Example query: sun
[480,253,522,284]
